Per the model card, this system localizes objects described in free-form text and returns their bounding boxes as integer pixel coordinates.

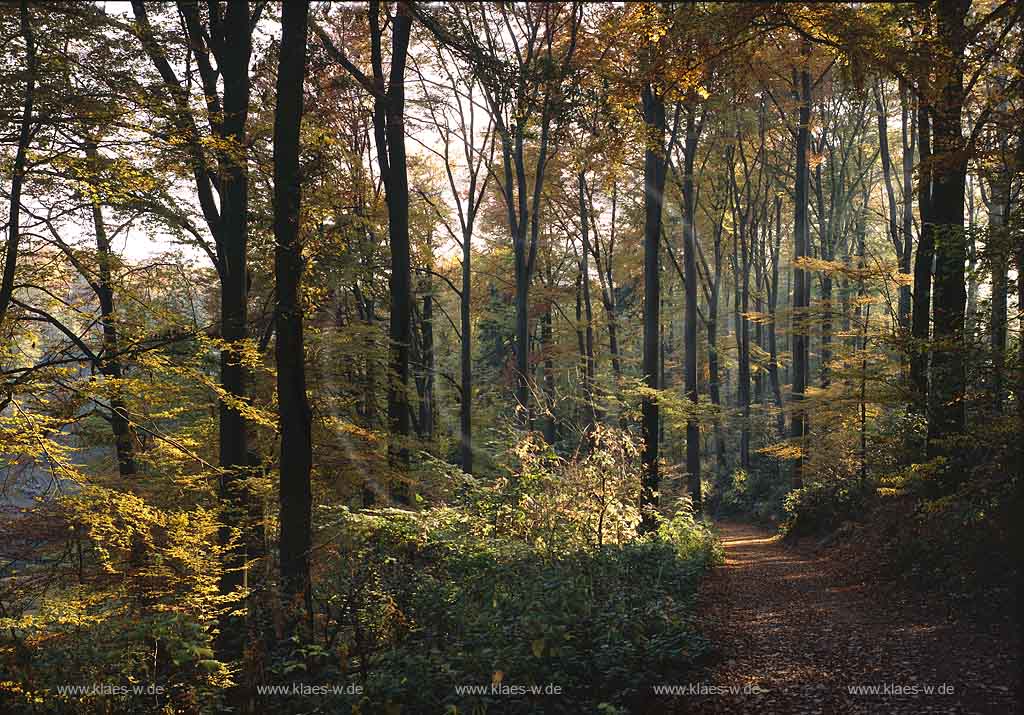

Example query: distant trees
[410,45,494,474]
[415,2,582,424]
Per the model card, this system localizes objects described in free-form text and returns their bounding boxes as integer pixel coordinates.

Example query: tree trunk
[899,79,916,332]
[420,282,435,440]
[216,0,255,620]
[578,172,598,431]
[987,181,1009,412]
[602,190,624,381]
[377,4,414,502]
[704,215,727,475]
[965,180,979,338]
[273,0,312,609]
[576,271,587,412]
[460,225,473,472]
[739,233,751,469]
[514,262,531,417]
[753,224,766,405]
[541,305,556,444]
[814,151,833,390]
[0,0,33,325]
[925,0,969,471]
[640,83,666,531]
[790,53,812,490]
[86,142,136,477]
[909,101,934,446]
[681,107,702,510]
[768,197,786,438]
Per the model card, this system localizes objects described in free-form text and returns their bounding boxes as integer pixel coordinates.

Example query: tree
[410,48,494,473]
[274,0,313,612]
[0,0,34,327]
[923,0,970,465]
[790,43,812,489]
[315,1,414,501]
[130,0,264,657]
[84,140,138,477]
[640,79,667,531]
[414,2,581,422]
[679,104,705,510]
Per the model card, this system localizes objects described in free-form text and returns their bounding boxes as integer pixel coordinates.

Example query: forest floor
[664,521,1019,714]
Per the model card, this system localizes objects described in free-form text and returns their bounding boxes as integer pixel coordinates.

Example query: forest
[0,1,1020,713]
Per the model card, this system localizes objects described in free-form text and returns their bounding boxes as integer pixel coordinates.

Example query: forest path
[673,521,1017,714]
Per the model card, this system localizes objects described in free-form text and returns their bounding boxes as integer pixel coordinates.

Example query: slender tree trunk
[86,142,136,477]
[0,1,33,325]
[753,225,766,405]
[909,101,934,449]
[541,305,556,444]
[576,271,587,416]
[1018,42,1024,479]
[790,53,812,489]
[681,107,702,511]
[860,302,871,486]
[420,283,435,440]
[1017,114,1024,454]
[899,80,916,331]
[705,217,727,475]
[640,83,666,531]
[274,0,312,609]
[578,172,598,430]
[592,184,623,387]
[768,197,786,438]
[987,182,1009,412]
[460,225,473,472]
[965,180,979,338]
[707,303,726,470]
[739,233,751,468]
[514,261,531,417]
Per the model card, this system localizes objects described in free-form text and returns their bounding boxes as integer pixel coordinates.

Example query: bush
[781,478,873,537]
[712,462,789,525]
[894,465,1017,602]
[296,502,718,714]
[0,490,231,714]
[268,432,721,714]
[487,425,644,551]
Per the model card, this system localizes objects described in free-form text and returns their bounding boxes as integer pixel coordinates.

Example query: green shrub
[781,478,873,537]
[1,430,719,714]
[278,493,718,713]
[0,491,231,714]
[487,425,645,551]
[713,462,788,525]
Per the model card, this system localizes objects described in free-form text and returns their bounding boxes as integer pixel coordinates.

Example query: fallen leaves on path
[656,521,1019,715]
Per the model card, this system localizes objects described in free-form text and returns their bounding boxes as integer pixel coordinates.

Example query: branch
[311,20,382,99]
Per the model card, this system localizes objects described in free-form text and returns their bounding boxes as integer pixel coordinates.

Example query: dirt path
[672,521,1018,714]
